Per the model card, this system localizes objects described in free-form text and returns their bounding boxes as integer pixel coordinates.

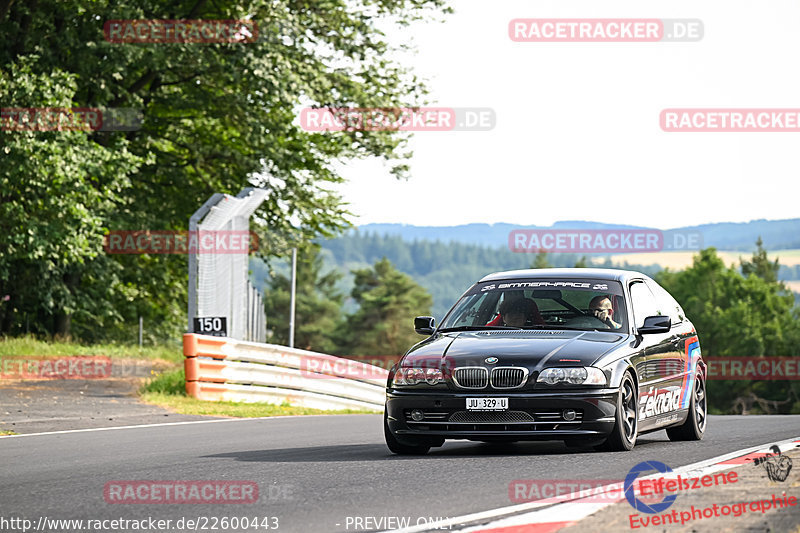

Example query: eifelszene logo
[624,461,677,514]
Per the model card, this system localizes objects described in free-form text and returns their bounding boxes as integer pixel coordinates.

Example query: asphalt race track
[1,414,799,533]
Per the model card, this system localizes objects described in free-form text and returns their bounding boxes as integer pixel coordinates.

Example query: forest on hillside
[314,231,800,319]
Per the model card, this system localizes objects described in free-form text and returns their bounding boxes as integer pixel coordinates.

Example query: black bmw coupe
[384,268,706,454]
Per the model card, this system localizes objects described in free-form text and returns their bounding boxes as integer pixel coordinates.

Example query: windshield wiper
[542,325,603,331]
[438,325,521,332]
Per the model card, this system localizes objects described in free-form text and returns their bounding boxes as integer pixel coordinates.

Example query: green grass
[140,368,186,395]
[0,335,182,364]
[0,430,17,436]
[139,368,378,417]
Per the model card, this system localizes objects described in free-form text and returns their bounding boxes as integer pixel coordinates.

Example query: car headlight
[537,367,606,386]
[392,367,444,386]
[425,368,444,385]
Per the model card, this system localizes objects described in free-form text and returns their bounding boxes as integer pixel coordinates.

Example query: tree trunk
[53,270,80,339]
[54,311,71,340]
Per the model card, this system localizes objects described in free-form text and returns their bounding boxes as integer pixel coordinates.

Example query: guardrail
[183,334,389,411]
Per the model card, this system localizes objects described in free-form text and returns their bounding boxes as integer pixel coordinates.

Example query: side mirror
[414,316,436,335]
[638,315,671,334]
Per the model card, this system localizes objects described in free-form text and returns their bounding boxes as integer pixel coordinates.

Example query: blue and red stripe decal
[679,336,700,409]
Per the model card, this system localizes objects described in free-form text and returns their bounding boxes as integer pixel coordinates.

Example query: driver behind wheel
[500,298,542,327]
[589,295,621,329]
[486,291,545,327]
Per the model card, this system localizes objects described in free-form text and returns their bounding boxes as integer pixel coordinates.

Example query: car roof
[478,268,649,283]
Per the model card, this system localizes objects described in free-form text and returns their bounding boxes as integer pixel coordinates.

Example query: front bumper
[386,388,618,442]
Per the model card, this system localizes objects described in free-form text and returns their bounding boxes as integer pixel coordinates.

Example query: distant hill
[322,233,659,320]
[317,219,800,318]
[360,218,800,251]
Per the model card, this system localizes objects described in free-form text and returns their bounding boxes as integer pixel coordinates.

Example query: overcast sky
[330,0,800,229]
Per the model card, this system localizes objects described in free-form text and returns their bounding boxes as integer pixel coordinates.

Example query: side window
[647,280,684,324]
[629,281,660,329]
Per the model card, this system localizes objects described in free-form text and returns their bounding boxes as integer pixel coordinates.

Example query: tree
[0,0,452,340]
[263,245,343,354]
[531,252,551,269]
[741,237,780,285]
[657,247,800,414]
[0,59,142,339]
[339,257,432,356]
[573,256,590,268]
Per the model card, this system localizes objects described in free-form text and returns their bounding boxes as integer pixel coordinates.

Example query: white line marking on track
[385,435,800,533]
[0,413,375,439]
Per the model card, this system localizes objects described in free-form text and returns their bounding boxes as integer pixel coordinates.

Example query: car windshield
[439,278,628,332]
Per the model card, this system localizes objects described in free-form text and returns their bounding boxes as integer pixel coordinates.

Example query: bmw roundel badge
[485,357,498,364]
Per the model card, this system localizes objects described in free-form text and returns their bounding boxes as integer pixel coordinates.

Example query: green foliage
[0,0,451,342]
[532,252,552,269]
[740,237,780,284]
[0,57,142,338]
[657,246,800,414]
[573,256,589,268]
[339,257,432,356]
[263,244,344,353]
[140,368,186,395]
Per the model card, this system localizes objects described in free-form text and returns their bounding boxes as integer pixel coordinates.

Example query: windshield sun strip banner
[473,279,624,295]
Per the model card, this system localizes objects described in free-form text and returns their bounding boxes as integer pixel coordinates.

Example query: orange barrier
[183,334,388,411]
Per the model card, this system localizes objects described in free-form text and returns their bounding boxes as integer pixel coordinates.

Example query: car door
[629,280,679,431]
[647,279,699,422]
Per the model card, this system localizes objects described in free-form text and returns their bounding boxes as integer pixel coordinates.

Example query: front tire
[596,371,638,452]
[384,411,431,455]
[667,373,707,441]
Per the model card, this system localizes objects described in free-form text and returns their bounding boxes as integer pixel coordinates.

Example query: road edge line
[386,435,800,533]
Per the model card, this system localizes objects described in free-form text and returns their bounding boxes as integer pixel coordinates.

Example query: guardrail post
[183,333,199,398]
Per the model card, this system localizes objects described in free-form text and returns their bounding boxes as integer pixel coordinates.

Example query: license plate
[466,397,508,411]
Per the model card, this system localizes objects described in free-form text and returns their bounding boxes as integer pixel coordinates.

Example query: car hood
[403,330,628,370]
